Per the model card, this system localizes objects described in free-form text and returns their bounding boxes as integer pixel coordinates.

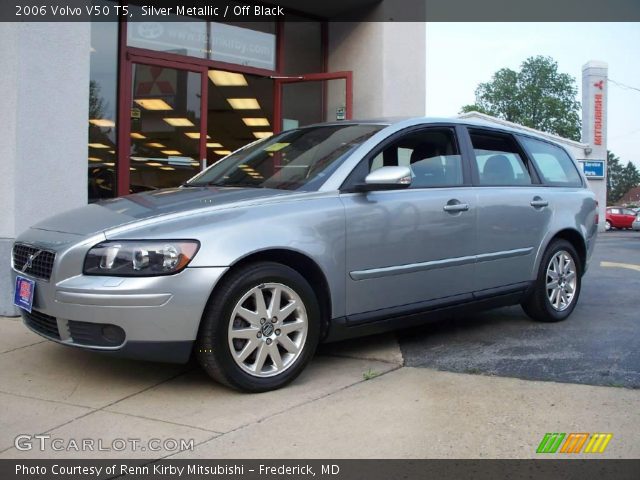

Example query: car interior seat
[410,143,447,186]
[482,154,515,185]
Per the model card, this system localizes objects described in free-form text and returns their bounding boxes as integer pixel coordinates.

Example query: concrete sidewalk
[1,316,638,459]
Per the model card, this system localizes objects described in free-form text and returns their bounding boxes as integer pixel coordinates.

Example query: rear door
[340,125,477,318]
[464,127,552,293]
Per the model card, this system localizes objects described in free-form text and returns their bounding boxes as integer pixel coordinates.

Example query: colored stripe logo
[537,433,613,454]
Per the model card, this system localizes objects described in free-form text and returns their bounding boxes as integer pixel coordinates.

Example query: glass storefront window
[130,64,203,190]
[210,22,276,70]
[206,70,274,166]
[127,5,209,58]
[126,7,276,70]
[88,2,119,203]
[282,20,323,74]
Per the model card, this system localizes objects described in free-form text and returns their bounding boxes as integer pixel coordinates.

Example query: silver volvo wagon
[11,118,598,392]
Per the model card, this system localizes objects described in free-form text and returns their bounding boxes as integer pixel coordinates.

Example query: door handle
[443,203,469,213]
[530,198,549,208]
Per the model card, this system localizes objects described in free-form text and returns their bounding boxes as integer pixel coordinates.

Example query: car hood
[31,187,295,236]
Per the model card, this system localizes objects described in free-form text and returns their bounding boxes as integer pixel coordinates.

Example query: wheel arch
[543,228,587,274]
[206,248,333,340]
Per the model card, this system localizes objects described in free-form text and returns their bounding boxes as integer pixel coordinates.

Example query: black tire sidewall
[197,262,321,392]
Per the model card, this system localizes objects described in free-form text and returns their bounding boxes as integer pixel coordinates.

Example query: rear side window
[468,129,532,186]
[519,136,583,187]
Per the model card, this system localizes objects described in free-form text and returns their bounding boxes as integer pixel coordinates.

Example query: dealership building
[0,2,607,315]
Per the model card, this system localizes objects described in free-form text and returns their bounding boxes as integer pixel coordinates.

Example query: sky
[425,23,640,167]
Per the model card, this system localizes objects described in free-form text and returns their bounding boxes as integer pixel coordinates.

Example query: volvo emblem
[22,251,41,272]
[261,323,274,337]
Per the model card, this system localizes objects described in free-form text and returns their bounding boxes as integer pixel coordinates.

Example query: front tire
[522,240,582,323]
[196,262,320,392]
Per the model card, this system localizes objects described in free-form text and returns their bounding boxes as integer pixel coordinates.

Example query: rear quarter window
[519,136,583,187]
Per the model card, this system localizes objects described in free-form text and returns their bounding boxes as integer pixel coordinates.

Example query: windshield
[186,124,384,191]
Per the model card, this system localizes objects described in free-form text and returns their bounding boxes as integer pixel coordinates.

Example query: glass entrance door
[205,69,274,168]
[118,55,208,195]
[274,72,353,132]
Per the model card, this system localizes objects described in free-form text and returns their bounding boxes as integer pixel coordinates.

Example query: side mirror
[355,166,412,192]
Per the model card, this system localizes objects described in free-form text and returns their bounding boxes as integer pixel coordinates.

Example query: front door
[341,125,477,318]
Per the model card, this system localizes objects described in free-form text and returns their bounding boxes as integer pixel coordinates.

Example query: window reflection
[127,5,209,58]
[130,65,202,190]
[88,3,118,203]
[206,70,274,167]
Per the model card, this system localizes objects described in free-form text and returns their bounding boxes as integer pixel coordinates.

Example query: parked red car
[605,207,636,230]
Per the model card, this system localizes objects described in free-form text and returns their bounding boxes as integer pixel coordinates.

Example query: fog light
[101,325,125,344]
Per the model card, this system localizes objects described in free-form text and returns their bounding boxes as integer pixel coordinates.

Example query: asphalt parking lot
[398,230,640,388]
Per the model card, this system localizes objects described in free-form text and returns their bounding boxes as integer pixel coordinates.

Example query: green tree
[621,162,640,203]
[607,151,623,203]
[89,80,105,121]
[461,56,582,140]
[607,151,640,204]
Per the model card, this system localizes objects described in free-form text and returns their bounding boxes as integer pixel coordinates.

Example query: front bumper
[11,266,227,363]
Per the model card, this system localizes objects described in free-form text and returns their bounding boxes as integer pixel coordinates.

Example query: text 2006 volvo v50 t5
[11,118,597,392]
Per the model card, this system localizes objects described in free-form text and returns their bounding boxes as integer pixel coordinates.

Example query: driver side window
[368,127,463,188]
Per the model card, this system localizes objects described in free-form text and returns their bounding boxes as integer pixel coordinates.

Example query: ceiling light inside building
[161,150,182,155]
[206,142,223,148]
[146,142,166,148]
[253,132,273,139]
[184,132,211,139]
[135,99,173,110]
[163,118,194,127]
[146,162,164,167]
[208,70,248,86]
[160,166,176,171]
[242,118,270,127]
[227,98,260,110]
[89,119,116,127]
[214,150,232,156]
[88,143,110,149]
[130,132,146,139]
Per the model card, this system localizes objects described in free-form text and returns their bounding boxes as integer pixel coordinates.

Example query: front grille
[13,243,56,280]
[23,310,60,340]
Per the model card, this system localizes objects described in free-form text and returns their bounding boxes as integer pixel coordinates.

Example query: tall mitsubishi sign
[581,61,608,231]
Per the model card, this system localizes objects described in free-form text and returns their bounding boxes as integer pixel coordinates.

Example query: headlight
[83,240,200,276]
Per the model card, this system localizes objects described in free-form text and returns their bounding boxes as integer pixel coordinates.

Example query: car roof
[310,116,559,143]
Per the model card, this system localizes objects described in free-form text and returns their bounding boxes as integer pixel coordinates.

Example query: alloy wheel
[545,250,577,312]
[228,283,308,378]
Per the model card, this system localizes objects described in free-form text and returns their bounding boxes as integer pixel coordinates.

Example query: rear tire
[605,220,612,231]
[522,240,581,323]
[196,262,320,392]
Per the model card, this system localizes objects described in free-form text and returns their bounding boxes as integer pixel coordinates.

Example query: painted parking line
[600,261,640,272]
